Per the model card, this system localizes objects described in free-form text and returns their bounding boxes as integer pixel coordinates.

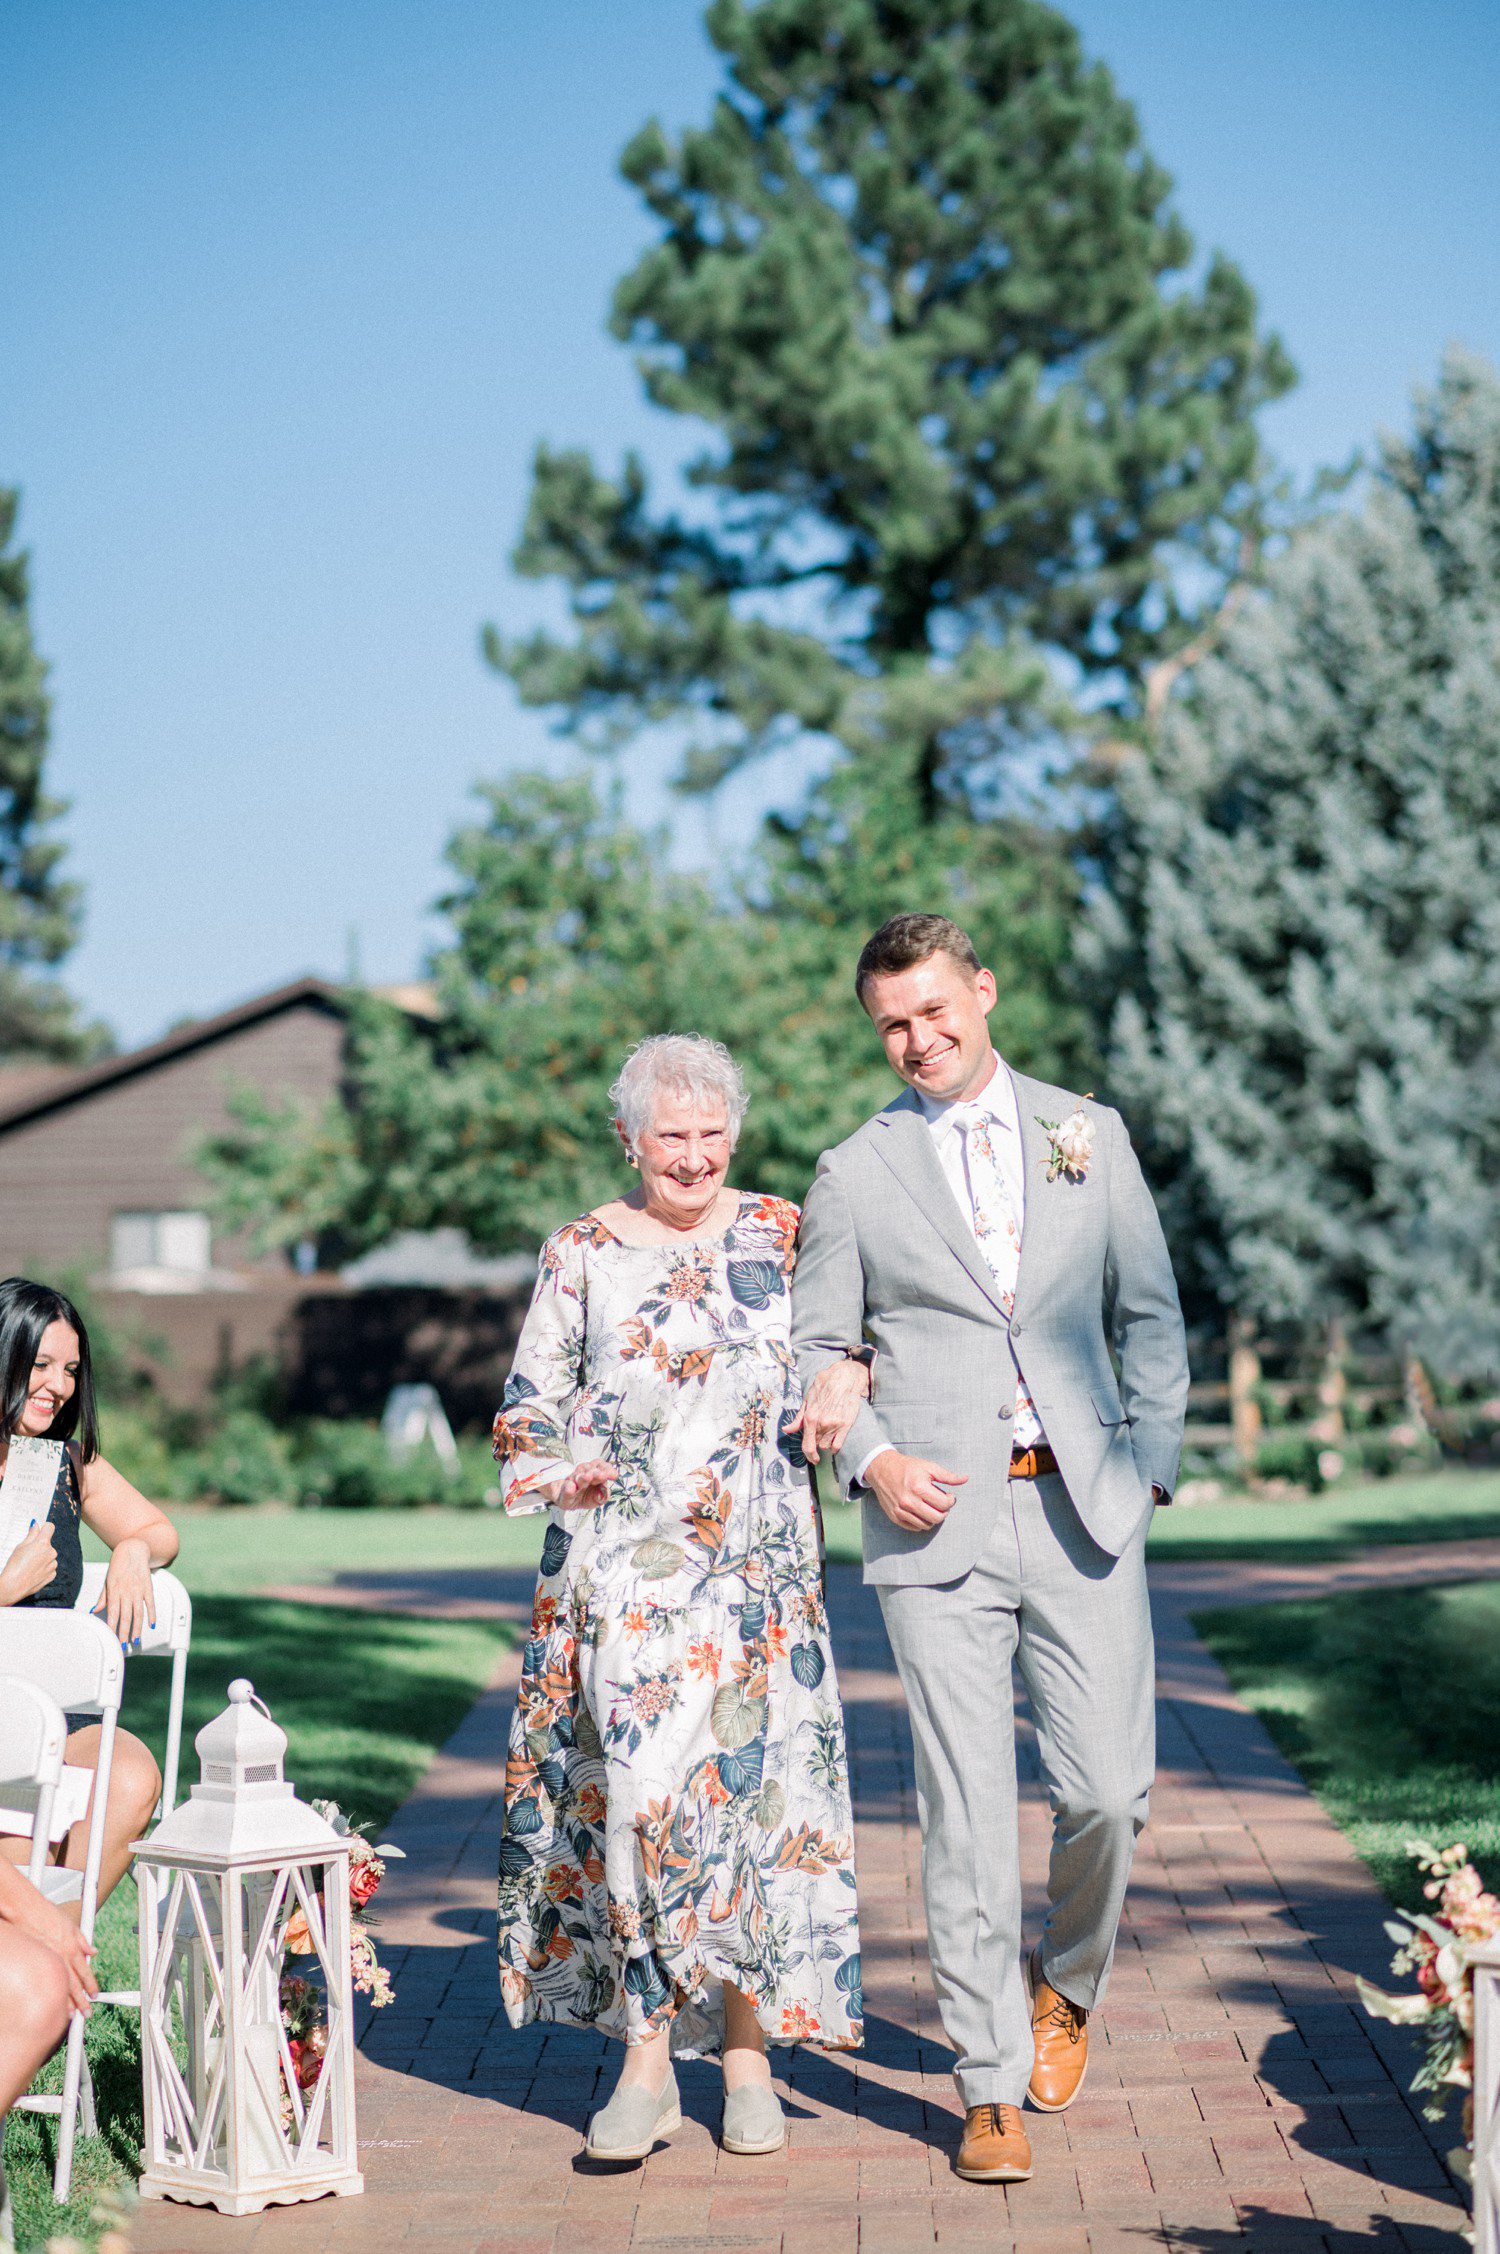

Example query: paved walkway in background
[132,1545,1489,2254]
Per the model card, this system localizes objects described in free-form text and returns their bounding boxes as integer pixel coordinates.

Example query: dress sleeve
[491,1228,590,1515]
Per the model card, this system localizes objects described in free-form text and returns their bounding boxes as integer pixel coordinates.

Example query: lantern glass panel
[142,1869,231,2176]
[275,1858,351,2163]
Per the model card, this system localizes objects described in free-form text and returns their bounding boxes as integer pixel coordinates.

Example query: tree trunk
[1311,1318,1347,1444]
[1228,1314,1262,1478]
[1404,1353,1439,1438]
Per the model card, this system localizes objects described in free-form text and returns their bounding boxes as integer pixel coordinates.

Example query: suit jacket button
[998,1407,1013,1421]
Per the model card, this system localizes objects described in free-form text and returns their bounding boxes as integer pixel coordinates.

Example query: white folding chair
[0,1681,72,2254]
[0,1609,125,2201]
[75,1563,193,1814]
[0,1675,70,1888]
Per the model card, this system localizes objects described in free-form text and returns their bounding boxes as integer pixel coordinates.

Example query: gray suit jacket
[790,1072,1189,1584]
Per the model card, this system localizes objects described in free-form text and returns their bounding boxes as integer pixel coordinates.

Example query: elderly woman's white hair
[610,1034,749,1157]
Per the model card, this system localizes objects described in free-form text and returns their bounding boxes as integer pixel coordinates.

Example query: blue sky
[3,0,1498,1047]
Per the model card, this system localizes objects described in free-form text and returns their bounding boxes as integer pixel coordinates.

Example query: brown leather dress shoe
[1027,1947,1089,2111]
[956,2101,1033,2182]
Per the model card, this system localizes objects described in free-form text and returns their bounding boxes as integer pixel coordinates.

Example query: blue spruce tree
[1094,349,1500,1383]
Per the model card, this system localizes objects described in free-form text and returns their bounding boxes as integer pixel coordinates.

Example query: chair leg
[78,1714,116,1947]
[27,1776,58,1887]
[162,1649,187,1816]
[78,2049,98,2140]
[51,2010,88,2203]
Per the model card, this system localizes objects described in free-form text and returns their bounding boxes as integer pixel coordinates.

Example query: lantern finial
[141,1681,343,1857]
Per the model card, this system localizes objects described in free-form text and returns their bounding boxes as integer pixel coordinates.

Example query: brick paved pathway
[134,1550,1478,2254]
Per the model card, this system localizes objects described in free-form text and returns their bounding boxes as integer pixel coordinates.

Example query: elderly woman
[493,1035,866,2162]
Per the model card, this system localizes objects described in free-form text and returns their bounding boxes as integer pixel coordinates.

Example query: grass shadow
[121,1594,510,1830]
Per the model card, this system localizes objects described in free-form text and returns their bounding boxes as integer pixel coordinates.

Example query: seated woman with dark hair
[0,1278,179,1912]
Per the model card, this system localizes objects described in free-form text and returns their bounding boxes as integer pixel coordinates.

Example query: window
[110,1210,213,1278]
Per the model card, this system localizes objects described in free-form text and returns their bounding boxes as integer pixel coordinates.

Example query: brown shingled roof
[0,976,348,1134]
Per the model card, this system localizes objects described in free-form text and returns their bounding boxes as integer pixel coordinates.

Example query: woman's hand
[0,1519,58,1604]
[791,1357,872,1466]
[97,1533,155,1646]
[552,1459,618,1511]
[1,1874,98,2015]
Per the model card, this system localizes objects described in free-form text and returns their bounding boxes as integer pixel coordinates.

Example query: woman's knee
[110,1731,163,1826]
[65,1725,161,1826]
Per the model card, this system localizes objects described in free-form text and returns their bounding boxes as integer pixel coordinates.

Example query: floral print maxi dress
[491,1193,862,2058]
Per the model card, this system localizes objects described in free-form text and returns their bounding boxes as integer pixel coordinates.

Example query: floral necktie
[957,1109,1044,1450]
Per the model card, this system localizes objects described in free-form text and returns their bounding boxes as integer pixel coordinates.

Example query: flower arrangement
[278,1800,402,2123]
[1357,1839,1500,2207]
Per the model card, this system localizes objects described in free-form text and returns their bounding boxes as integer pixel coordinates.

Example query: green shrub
[290,1423,495,1509]
[1253,1433,1323,1486]
[292,1420,394,1508]
[194,1409,296,1508]
[99,1404,183,1500]
[104,1396,501,1512]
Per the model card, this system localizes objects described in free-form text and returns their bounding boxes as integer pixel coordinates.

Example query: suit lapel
[1010,1071,1062,1314]
[872,1094,1012,1321]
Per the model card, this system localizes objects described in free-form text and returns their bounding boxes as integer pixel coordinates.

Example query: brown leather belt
[1009,1444,1059,1480]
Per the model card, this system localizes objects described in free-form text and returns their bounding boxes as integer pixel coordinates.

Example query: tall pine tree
[0,489,106,1062]
[1092,349,1500,1380]
[491,0,1293,813]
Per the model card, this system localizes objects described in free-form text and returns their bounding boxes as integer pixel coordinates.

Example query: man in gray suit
[791,913,1188,2185]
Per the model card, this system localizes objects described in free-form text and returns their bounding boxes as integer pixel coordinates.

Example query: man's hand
[790,1358,872,1465]
[0,1519,58,1605]
[552,1459,618,1511]
[867,1450,967,1533]
[98,1534,155,1646]
[4,1877,98,2014]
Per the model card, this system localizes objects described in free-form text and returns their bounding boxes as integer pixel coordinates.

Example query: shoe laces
[971,2102,1021,2137]
[1037,1988,1087,2045]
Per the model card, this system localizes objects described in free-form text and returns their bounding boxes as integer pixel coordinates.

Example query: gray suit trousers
[878,1473,1154,2107]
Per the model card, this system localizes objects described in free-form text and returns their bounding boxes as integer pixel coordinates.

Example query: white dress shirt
[853,1052,1046,1488]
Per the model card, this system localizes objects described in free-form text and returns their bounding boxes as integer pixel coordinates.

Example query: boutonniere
[1036,1099,1096,1183]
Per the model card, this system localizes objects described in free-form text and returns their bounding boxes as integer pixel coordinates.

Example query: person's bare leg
[721,1980,771,2094]
[57,1727,161,1914]
[613,2024,671,2094]
[0,1928,70,2107]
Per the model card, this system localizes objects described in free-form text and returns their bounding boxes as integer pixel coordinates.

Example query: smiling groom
[791,914,1188,2186]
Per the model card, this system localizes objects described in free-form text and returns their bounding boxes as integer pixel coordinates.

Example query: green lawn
[110,1498,548,1594]
[1144,1467,1500,1562]
[1197,1578,1500,1914]
[6,1515,513,2251]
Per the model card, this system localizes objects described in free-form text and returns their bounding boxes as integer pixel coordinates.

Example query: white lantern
[1475,1935,1500,2254]
[134,1679,364,2215]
